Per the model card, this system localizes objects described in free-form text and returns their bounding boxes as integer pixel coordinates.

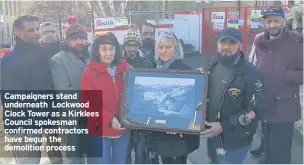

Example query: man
[199,27,265,164]
[286,1,303,34]
[123,24,156,164]
[247,32,265,159]
[49,23,91,164]
[141,23,155,66]
[39,22,63,164]
[40,22,61,58]
[1,15,53,164]
[123,24,153,68]
[249,8,303,164]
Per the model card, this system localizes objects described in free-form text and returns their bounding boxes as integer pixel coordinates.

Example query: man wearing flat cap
[49,23,92,163]
[248,7,303,164]
[198,27,265,163]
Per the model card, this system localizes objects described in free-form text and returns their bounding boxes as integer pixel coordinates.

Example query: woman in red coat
[80,32,130,164]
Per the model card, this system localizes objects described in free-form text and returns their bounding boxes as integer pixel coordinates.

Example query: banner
[116,16,129,26]
[211,12,225,23]
[94,17,116,30]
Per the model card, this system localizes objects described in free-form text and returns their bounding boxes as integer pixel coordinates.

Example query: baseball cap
[217,27,242,43]
[261,7,285,18]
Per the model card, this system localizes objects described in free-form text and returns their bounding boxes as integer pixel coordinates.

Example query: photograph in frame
[119,68,208,135]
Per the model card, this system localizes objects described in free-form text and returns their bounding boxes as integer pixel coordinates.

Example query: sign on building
[94,17,116,30]
[116,16,128,26]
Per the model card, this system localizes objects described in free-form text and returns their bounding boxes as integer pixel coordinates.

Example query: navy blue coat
[1,37,54,130]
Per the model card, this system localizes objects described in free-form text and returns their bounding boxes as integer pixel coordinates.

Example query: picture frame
[119,68,209,135]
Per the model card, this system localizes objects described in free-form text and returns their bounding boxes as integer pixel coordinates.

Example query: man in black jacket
[123,24,155,164]
[199,28,265,164]
[1,15,54,164]
[39,22,61,59]
[141,23,156,66]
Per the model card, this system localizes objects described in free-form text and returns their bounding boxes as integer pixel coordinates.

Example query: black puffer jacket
[150,59,200,157]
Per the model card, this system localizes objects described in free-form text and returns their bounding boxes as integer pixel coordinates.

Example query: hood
[86,58,129,74]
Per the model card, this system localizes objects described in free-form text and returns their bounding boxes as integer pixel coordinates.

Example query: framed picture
[119,68,209,135]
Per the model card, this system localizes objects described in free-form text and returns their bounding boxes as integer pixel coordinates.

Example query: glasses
[125,43,139,49]
[158,31,178,41]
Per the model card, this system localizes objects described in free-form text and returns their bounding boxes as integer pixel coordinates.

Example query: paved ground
[0,54,303,164]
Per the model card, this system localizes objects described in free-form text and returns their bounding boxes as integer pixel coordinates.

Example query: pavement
[0,54,303,164]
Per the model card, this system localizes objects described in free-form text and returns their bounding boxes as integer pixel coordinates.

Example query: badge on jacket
[239,111,256,125]
[228,88,241,99]
[254,80,263,92]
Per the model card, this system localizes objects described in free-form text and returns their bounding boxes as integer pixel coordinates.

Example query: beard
[218,50,239,65]
[71,44,85,54]
[142,39,154,49]
[266,25,283,37]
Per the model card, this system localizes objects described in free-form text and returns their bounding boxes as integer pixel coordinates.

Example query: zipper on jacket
[112,78,119,100]
[217,75,235,155]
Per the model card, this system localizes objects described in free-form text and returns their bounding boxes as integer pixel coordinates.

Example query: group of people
[0,6,302,165]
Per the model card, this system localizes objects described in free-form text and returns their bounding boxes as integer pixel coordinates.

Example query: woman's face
[157,40,175,62]
[99,44,115,65]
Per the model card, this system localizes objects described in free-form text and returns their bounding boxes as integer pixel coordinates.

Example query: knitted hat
[65,24,88,40]
[123,24,142,45]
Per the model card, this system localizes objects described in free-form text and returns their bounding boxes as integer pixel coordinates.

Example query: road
[0,54,303,164]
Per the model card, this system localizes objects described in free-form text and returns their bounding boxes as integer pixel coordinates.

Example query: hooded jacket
[80,58,130,137]
[254,29,303,123]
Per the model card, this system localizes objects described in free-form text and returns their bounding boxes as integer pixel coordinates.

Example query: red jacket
[80,59,130,136]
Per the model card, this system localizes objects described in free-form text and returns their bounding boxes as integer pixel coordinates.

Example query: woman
[151,32,200,164]
[80,32,130,164]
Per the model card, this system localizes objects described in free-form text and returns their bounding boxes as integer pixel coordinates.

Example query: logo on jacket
[239,111,256,126]
[255,80,263,92]
[228,88,241,99]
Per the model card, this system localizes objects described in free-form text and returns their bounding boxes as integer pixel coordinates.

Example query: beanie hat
[123,24,142,45]
[65,24,88,40]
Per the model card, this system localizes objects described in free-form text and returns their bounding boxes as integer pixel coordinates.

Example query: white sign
[94,17,116,30]
[213,22,224,31]
[116,16,128,26]
[211,12,225,23]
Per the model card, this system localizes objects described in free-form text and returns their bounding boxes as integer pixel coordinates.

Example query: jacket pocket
[275,93,301,116]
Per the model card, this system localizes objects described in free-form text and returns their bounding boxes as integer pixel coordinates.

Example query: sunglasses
[158,31,178,41]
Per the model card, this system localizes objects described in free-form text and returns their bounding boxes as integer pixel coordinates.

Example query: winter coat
[150,59,200,157]
[254,29,303,123]
[1,37,54,130]
[80,58,130,137]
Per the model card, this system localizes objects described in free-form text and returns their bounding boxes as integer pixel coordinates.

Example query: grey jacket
[50,51,88,91]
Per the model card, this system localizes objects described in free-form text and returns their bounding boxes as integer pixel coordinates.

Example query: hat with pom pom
[123,24,142,45]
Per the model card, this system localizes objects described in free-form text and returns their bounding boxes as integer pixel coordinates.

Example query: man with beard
[141,23,156,66]
[198,27,265,164]
[1,15,54,164]
[123,24,153,69]
[40,22,61,59]
[49,23,92,164]
[249,8,303,164]
[123,24,156,164]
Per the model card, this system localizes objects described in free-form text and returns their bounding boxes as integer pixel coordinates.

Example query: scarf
[156,55,178,70]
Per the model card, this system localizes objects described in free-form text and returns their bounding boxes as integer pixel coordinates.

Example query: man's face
[217,39,241,56]
[142,26,155,41]
[263,15,285,37]
[40,25,58,44]
[67,36,87,53]
[125,41,140,59]
[15,21,40,44]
